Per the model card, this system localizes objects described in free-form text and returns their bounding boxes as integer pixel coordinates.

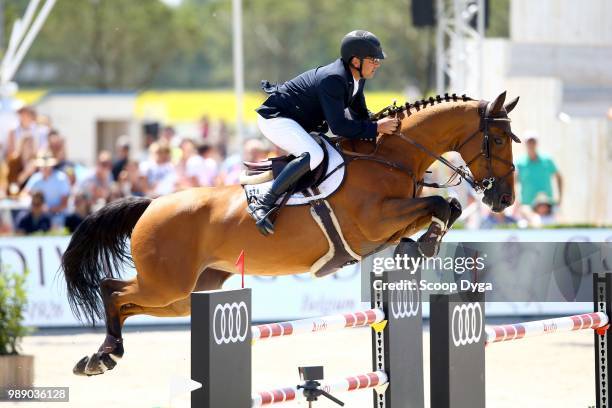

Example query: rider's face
[360,57,381,79]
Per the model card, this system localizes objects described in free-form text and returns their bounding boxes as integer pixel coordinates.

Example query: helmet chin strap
[350,57,364,78]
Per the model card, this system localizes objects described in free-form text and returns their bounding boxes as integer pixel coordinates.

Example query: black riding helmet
[340,30,385,76]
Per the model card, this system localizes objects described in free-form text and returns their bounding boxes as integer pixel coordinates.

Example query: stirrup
[247,202,277,235]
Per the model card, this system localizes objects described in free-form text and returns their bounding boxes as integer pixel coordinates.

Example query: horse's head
[457,91,520,212]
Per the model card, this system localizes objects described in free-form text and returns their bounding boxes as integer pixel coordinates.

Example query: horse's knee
[428,196,451,222]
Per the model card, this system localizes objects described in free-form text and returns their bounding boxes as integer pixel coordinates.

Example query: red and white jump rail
[485,311,609,345]
[192,271,423,408]
[251,371,388,407]
[251,308,385,341]
[430,273,612,408]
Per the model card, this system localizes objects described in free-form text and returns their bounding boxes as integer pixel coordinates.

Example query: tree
[3,0,508,93]
[14,0,186,89]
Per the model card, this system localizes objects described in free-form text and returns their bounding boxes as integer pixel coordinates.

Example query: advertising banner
[1,228,611,327]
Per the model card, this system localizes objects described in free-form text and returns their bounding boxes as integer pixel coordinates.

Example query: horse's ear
[504,96,519,113]
[489,91,506,114]
[510,132,521,143]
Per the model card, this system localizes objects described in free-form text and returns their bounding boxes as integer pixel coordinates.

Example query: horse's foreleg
[365,196,462,256]
[361,197,436,242]
[446,197,463,230]
[416,196,462,257]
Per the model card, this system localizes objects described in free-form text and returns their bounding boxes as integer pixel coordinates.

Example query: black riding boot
[247,153,311,235]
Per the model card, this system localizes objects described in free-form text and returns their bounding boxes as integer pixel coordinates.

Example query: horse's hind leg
[118,269,233,321]
[73,268,231,376]
[73,277,187,376]
[72,277,135,376]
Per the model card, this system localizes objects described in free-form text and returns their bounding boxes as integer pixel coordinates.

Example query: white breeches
[257,114,324,170]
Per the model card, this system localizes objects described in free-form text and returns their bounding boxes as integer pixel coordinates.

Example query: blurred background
[0,0,610,330]
[0,1,610,407]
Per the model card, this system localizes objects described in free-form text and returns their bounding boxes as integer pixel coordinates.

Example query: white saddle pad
[243,139,345,206]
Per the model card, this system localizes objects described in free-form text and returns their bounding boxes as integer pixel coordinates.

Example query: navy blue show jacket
[256,59,378,139]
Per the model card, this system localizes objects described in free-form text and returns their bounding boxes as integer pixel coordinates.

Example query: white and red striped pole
[429,273,612,408]
[251,371,388,407]
[485,311,609,345]
[252,308,385,341]
[192,271,423,408]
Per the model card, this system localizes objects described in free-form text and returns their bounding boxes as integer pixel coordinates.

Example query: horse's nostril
[500,194,512,206]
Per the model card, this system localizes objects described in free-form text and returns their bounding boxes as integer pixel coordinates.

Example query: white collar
[352,75,360,96]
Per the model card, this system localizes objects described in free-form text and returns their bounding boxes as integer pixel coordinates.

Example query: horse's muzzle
[482,181,514,213]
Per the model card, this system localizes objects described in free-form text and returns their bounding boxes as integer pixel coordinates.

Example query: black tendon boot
[247,153,311,235]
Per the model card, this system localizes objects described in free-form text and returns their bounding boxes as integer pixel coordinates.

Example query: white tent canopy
[0,0,56,97]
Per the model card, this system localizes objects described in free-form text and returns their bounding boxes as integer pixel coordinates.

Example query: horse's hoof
[72,352,120,376]
[73,356,91,376]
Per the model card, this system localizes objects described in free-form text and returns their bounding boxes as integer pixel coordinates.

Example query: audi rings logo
[390,279,420,319]
[451,302,483,347]
[213,301,249,345]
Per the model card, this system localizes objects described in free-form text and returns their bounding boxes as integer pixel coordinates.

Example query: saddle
[240,134,330,192]
[240,135,360,279]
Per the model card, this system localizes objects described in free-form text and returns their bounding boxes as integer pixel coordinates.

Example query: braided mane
[375,93,476,119]
[406,93,474,113]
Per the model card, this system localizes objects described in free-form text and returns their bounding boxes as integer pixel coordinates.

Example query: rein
[338,98,518,195]
[341,141,421,196]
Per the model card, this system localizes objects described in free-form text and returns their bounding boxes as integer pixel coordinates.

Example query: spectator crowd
[0,106,563,236]
[0,106,269,235]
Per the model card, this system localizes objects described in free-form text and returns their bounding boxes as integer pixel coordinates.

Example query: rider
[248,30,400,235]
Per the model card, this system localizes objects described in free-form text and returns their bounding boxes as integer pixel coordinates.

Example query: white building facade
[465,0,612,224]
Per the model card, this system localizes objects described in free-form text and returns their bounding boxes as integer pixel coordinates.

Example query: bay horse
[62,91,520,376]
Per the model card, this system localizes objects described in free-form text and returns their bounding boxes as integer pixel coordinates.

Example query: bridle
[342,99,520,194]
[430,99,519,193]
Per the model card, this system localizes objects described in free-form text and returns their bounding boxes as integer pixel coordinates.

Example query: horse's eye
[494,137,504,145]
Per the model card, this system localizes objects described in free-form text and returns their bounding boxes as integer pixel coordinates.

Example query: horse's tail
[61,197,153,324]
